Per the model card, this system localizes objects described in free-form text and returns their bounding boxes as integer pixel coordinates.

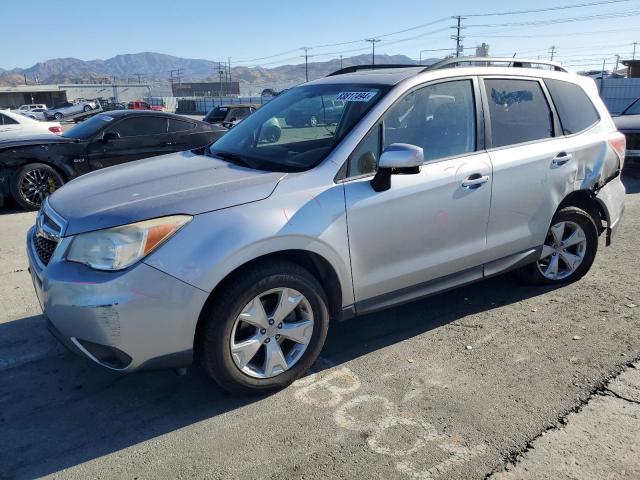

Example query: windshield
[61,114,115,139]
[209,84,388,172]
[623,98,640,115]
[204,107,230,122]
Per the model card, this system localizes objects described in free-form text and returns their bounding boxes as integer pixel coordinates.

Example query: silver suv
[27,58,626,394]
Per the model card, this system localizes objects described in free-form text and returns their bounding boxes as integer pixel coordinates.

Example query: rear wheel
[83,105,92,112]
[199,261,329,394]
[10,163,64,211]
[54,112,63,120]
[515,207,598,285]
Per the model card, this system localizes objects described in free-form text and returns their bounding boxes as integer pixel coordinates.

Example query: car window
[0,114,18,125]
[384,79,476,162]
[346,80,477,177]
[106,117,168,137]
[348,126,382,177]
[168,118,195,132]
[545,79,600,135]
[231,107,251,120]
[484,78,553,148]
[623,98,640,115]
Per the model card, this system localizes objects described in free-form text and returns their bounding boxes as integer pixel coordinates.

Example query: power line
[467,9,640,28]
[463,0,629,16]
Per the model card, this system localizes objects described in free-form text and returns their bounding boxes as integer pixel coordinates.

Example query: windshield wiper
[210,150,255,169]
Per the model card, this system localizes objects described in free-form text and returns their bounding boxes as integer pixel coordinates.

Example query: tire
[309,115,318,127]
[83,105,92,112]
[10,163,65,211]
[54,112,63,120]
[199,260,330,394]
[514,206,598,285]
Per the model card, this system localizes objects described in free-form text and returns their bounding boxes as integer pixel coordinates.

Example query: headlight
[66,215,191,271]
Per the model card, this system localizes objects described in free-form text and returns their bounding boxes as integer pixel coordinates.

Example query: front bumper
[27,226,208,371]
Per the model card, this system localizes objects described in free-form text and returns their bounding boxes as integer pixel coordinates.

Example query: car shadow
[0,273,558,479]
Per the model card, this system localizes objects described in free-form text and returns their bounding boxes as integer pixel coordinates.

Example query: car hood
[49,150,286,236]
[0,134,77,150]
[613,114,640,131]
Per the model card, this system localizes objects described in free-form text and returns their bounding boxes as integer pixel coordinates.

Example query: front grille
[626,133,640,151]
[33,231,57,265]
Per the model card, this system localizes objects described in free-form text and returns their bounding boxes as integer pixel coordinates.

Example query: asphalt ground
[0,174,638,479]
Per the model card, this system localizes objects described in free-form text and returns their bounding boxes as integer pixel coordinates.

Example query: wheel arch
[557,189,605,234]
[193,249,344,356]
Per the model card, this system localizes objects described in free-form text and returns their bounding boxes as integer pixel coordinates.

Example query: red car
[127,101,164,112]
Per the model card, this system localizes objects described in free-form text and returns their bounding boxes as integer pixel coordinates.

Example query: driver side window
[346,80,477,178]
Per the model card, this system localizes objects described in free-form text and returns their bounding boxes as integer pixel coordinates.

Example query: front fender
[144,182,354,308]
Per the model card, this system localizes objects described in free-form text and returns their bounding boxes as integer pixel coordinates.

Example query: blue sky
[2,0,639,71]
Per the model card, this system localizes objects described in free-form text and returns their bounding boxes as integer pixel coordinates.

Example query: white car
[18,108,47,121]
[0,110,62,140]
[13,104,48,114]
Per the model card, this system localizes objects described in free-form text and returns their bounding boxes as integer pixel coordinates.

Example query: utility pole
[633,41,638,60]
[340,55,343,69]
[301,47,311,82]
[451,16,465,57]
[227,57,232,84]
[549,45,557,61]
[614,54,620,73]
[218,62,224,97]
[365,38,381,65]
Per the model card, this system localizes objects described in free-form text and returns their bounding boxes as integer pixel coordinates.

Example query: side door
[480,77,572,262]
[86,116,171,169]
[343,78,493,309]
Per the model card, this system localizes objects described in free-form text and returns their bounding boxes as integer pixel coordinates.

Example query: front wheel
[199,261,330,394]
[83,105,92,112]
[515,206,598,285]
[54,112,63,120]
[10,163,65,211]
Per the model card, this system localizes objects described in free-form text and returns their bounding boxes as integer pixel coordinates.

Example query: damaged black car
[0,110,226,210]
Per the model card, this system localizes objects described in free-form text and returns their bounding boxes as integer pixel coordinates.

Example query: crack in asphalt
[485,355,640,479]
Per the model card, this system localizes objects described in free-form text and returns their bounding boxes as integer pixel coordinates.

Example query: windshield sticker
[336,91,377,102]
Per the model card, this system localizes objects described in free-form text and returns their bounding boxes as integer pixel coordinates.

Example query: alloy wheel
[19,168,62,208]
[537,220,587,280]
[230,287,314,379]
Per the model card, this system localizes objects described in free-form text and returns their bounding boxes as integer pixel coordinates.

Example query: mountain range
[0,52,435,94]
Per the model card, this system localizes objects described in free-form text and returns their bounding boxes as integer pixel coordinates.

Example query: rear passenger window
[168,119,194,132]
[107,117,168,137]
[484,79,553,148]
[545,79,599,135]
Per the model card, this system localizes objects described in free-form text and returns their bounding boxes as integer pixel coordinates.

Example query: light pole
[301,47,311,82]
[365,38,381,65]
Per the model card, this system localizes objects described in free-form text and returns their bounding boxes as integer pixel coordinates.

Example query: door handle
[462,174,490,188]
[552,152,572,166]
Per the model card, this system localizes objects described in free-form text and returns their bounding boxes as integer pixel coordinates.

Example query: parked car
[203,104,259,126]
[27,59,625,394]
[283,97,344,127]
[128,100,164,111]
[613,97,640,173]
[45,100,98,120]
[17,108,48,121]
[14,104,48,114]
[1,110,226,210]
[0,109,62,140]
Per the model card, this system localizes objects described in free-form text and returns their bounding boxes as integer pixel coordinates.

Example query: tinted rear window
[545,79,599,135]
[485,78,554,148]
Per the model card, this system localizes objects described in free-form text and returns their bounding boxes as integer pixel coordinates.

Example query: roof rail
[424,56,568,73]
[327,64,418,77]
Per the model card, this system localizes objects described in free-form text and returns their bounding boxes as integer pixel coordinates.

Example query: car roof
[97,110,198,121]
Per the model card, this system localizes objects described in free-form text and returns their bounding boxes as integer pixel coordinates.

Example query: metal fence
[143,96,274,114]
[597,78,640,114]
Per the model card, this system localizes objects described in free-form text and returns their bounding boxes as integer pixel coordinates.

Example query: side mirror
[371,143,423,192]
[102,131,120,143]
